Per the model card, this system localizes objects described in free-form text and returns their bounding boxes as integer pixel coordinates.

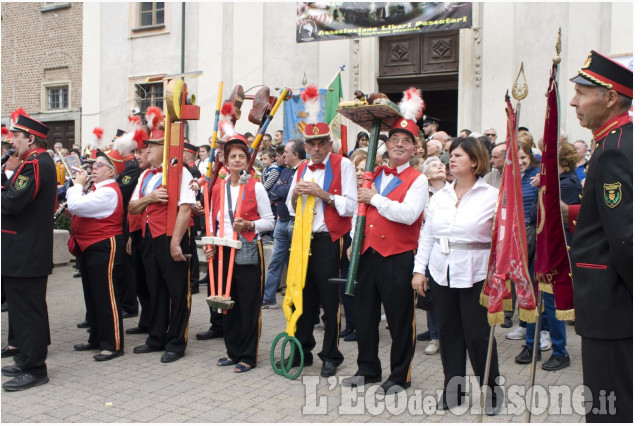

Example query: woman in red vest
[67,150,126,362]
[204,135,274,373]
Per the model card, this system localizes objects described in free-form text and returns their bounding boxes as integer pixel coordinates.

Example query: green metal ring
[270,332,304,380]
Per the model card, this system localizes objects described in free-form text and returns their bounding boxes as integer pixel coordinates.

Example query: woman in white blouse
[412,137,501,414]
[204,135,274,373]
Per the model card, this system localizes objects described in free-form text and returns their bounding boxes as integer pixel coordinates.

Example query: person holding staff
[205,134,274,373]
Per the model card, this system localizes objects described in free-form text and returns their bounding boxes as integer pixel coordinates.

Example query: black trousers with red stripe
[130,229,150,329]
[141,226,191,354]
[212,244,264,367]
[293,233,344,366]
[355,249,416,385]
[77,236,125,352]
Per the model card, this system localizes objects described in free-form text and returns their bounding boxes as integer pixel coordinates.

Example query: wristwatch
[328,194,335,205]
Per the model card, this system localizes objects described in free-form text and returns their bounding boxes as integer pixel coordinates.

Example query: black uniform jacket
[570,117,633,340]
[1,150,57,277]
[117,159,142,234]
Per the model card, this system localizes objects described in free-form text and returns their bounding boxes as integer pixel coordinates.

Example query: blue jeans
[427,310,439,340]
[526,292,568,357]
[262,219,294,305]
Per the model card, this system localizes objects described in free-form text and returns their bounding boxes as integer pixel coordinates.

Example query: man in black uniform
[567,50,632,423]
[1,114,55,391]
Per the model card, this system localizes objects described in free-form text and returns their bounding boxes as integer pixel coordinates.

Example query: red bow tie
[380,165,398,176]
[308,162,326,172]
[150,166,163,175]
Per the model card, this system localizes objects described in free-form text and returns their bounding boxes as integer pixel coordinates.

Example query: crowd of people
[0,49,631,423]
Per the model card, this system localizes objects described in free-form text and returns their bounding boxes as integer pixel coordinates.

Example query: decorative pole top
[553,27,562,64]
[512,62,528,101]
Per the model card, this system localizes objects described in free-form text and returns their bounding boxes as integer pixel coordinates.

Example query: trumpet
[53,172,94,221]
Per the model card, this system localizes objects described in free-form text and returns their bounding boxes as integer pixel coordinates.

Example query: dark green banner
[297,2,472,43]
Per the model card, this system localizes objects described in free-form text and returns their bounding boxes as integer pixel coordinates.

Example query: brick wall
[1,2,83,119]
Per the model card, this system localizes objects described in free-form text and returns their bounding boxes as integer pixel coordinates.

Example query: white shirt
[67,178,118,219]
[213,178,275,238]
[351,163,429,240]
[413,178,498,288]
[130,167,197,207]
[197,158,209,177]
[286,153,357,233]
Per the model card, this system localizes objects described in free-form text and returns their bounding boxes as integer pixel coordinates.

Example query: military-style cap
[389,118,419,142]
[421,115,440,127]
[304,122,330,140]
[183,142,198,155]
[143,128,165,145]
[10,114,49,139]
[224,134,250,156]
[571,50,633,99]
[96,150,126,176]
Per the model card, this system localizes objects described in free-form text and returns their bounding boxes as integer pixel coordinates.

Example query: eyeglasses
[485,133,497,137]
[388,136,414,145]
[93,161,112,169]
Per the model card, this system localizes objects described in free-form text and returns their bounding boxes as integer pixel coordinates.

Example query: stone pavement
[1,262,585,423]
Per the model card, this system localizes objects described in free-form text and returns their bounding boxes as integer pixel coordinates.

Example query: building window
[48,86,69,110]
[135,82,164,116]
[139,2,164,27]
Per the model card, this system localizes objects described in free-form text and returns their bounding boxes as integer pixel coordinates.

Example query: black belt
[312,232,331,239]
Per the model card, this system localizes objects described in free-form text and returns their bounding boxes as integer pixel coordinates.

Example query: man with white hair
[426,139,443,157]
[483,128,498,144]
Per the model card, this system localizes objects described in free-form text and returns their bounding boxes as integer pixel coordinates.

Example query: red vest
[362,166,424,257]
[296,153,351,242]
[211,177,260,242]
[71,181,124,251]
[136,170,168,238]
[128,210,142,233]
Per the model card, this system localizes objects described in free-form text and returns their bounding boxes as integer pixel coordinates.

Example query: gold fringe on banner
[556,309,575,321]
[503,298,513,312]
[519,307,538,323]
[480,292,489,308]
[487,311,505,326]
[538,282,554,294]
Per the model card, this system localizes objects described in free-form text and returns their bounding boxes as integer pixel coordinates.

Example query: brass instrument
[53,171,93,221]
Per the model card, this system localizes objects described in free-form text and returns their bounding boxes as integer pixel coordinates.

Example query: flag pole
[478,324,496,422]
[526,29,562,423]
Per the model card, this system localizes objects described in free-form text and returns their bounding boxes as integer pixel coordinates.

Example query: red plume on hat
[113,128,147,157]
[145,106,163,130]
[89,127,107,151]
[301,85,320,124]
[127,115,142,132]
[1,127,9,141]
[10,107,28,129]
[219,102,236,140]
[399,87,425,122]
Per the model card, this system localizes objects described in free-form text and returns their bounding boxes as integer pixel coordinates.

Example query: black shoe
[160,351,183,363]
[501,317,513,328]
[74,342,100,351]
[320,361,337,377]
[1,346,19,358]
[378,380,411,395]
[2,373,49,392]
[1,302,7,312]
[198,278,209,286]
[416,331,431,341]
[1,365,22,377]
[122,311,138,319]
[484,387,503,416]
[195,328,223,340]
[190,285,199,294]
[77,320,89,329]
[341,374,382,388]
[275,355,312,369]
[339,328,353,338]
[515,345,541,364]
[133,344,162,354]
[125,326,149,335]
[541,354,570,371]
[343,331,357,342]
[73,272,81,278]
[94,350,124,361]
[438,391,466,411]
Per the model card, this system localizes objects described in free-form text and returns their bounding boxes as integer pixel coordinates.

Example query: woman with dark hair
[204,135,274,373]
[348,131,369,156]
[412,137,501,414]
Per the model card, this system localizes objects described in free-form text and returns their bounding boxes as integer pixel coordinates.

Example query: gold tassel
[487,311,505,326]
[556,309,575,321]
[519,307,538,323]
[503,298,513,311]
[538,282,554,294]
[480,292,489,308]
[505,279,512,292]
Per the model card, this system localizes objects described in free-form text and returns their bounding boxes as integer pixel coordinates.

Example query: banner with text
[296,2,472,43]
